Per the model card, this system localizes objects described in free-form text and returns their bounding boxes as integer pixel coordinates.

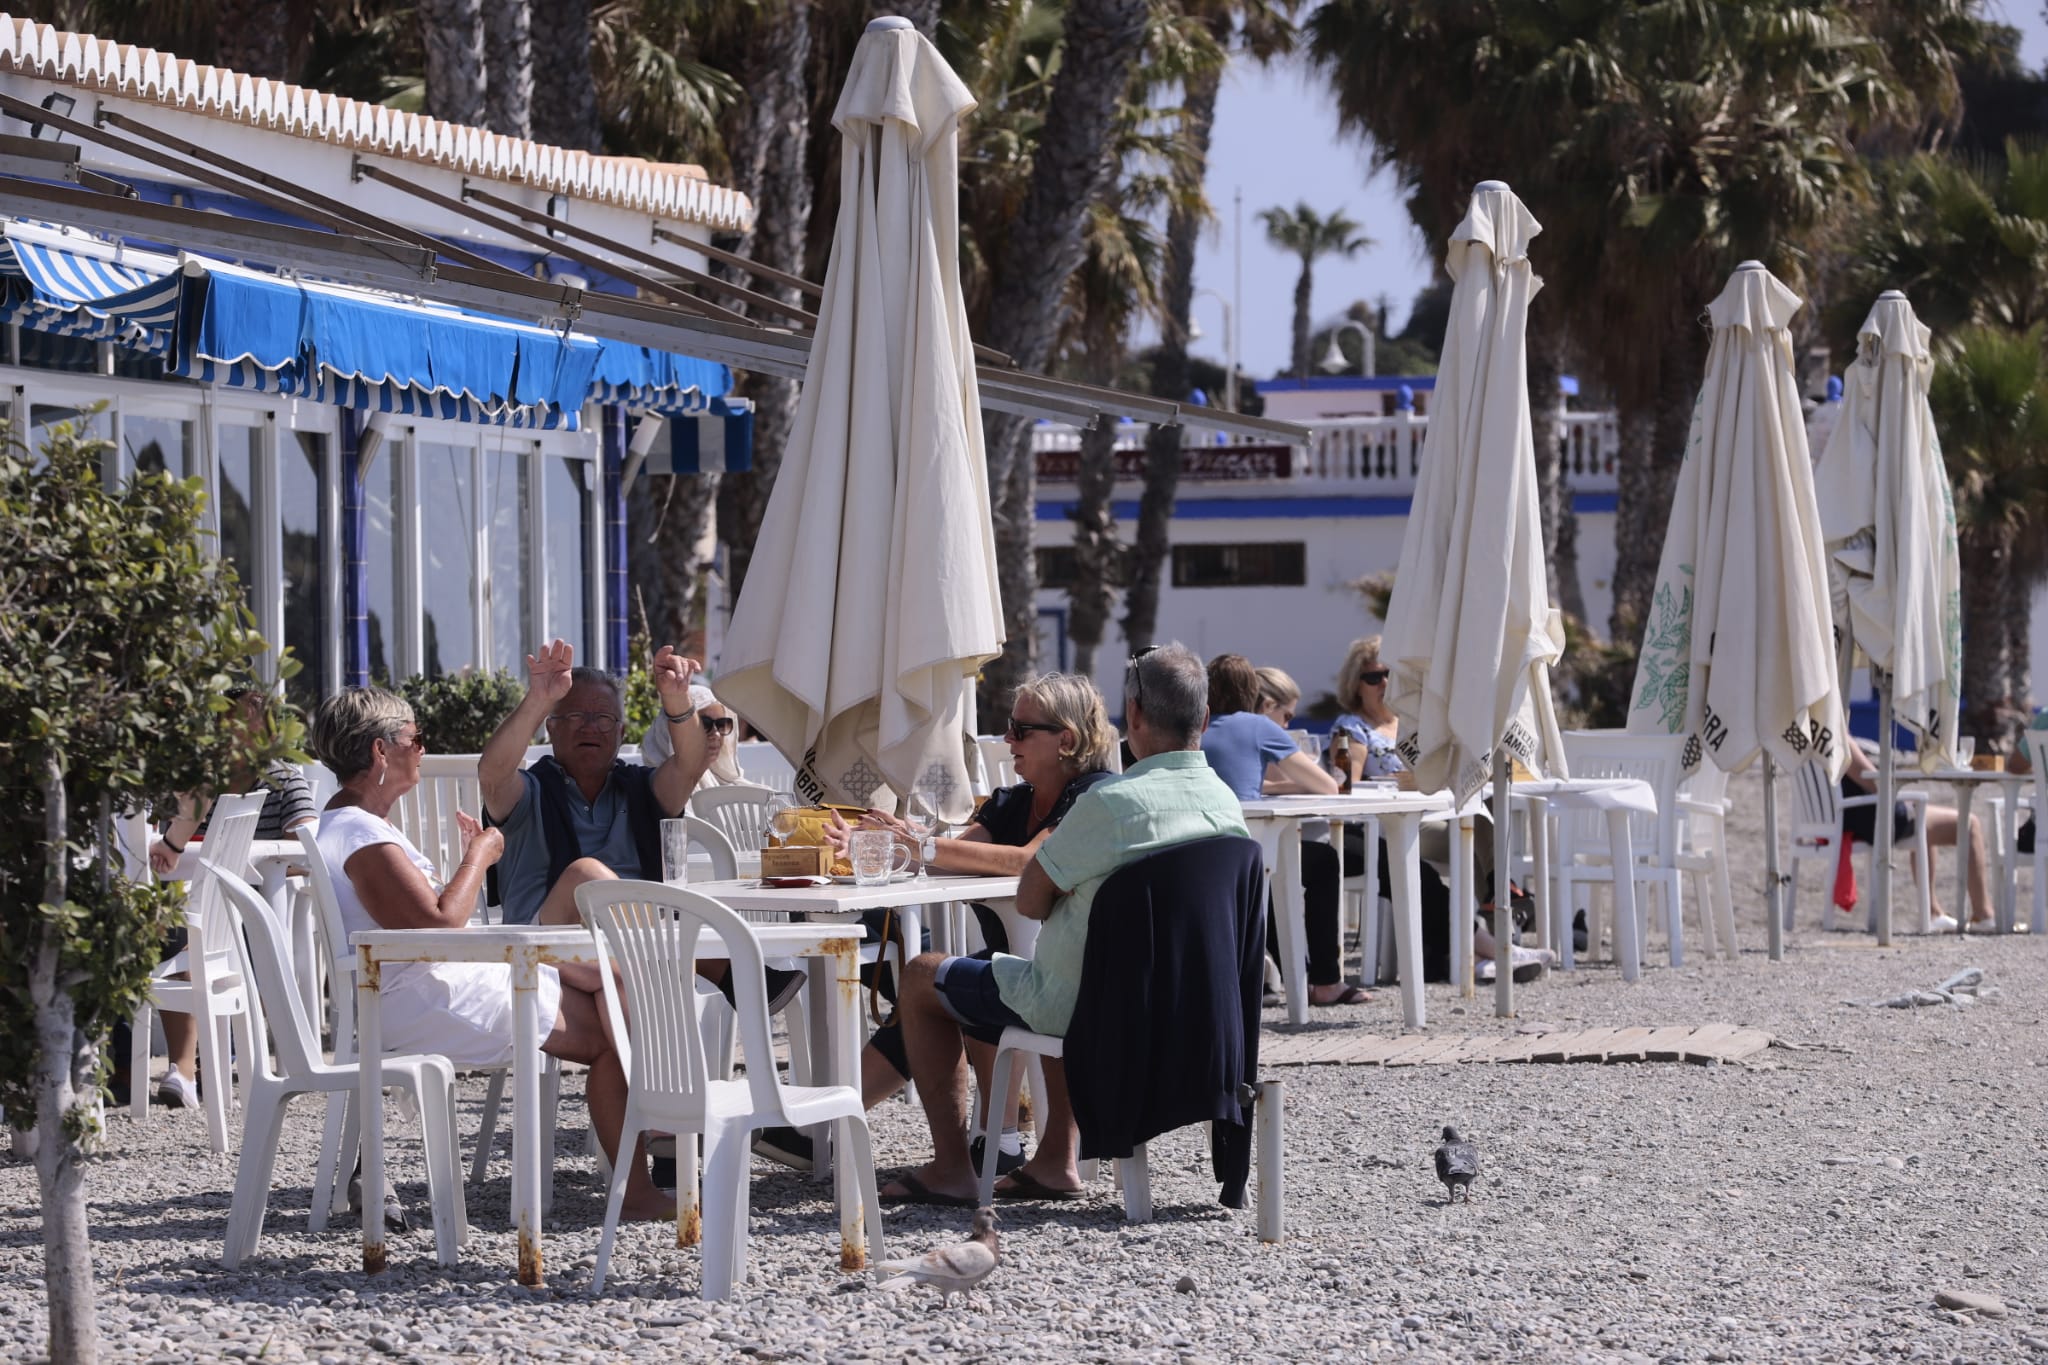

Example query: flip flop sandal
[996,1168,1084,1202]
[1311,983,1374,1007]
[878,1170,977,1208]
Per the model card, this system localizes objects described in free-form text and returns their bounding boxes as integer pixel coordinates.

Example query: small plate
[830,871,916,886]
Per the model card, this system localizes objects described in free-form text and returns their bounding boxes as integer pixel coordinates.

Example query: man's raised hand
[649,645,702,711]
[526,639,575,705]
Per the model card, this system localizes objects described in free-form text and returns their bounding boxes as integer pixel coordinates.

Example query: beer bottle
[1329,727,1354,794]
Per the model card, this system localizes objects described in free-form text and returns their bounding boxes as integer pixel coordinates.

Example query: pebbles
[2,764,2044,1361]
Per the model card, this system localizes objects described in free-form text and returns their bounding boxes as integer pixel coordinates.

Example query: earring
[377,767,387,787]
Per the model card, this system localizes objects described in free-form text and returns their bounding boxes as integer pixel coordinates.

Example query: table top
[690,873,1021,915]
[353,920,866,962]
[1240,790,1452,819]
[1911,767,2028,785]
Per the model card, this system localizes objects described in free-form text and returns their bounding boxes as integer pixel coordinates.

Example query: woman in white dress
[310,687,673,1222]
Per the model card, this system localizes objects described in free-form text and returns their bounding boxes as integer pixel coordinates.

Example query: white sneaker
[155,1066,199,1109]
[1927,914,1959,933]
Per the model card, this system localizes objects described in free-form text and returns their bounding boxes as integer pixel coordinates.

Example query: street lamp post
[1320,318,1376,378]
[1192,287,1237,411]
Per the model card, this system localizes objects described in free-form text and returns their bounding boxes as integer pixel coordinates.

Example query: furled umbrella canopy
[715,17,1003,820]
[1627,263,1845,782]
[1813,293,1961,771]
[1380,182,1566,805]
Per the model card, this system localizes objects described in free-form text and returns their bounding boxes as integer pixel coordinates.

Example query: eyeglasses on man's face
[700,714,736,737]
[551,710,620,731]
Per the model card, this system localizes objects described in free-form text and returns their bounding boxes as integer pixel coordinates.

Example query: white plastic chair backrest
[732,741,797,795]
[186,792,267,975]
[112,810,155,881]
[1678,763,1729,807]
[1558,731,1685,859]
[389,754,483,881]
[576,881,790,1124]
[976,737,1016,789]
[1102,740,1124,774]
[1789,758,1844,838]
[301,760,340,808]
[682,815,738,880]
[689,783,780,852]
[202,858,320,1084]
[2025,731,2048,794]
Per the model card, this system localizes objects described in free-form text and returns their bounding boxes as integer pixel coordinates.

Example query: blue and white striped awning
[640,398,755,473]
[0,220,738,437]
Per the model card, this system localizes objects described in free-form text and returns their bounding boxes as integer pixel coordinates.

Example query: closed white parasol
[715,17,1003,821]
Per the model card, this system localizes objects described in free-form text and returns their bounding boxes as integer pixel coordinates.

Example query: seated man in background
[879,643,1249,1205]
[479,638,711,925]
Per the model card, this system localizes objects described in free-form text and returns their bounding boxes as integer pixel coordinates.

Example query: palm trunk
[628,472,719,658]
[1609,402,1657,642]
[1610,332,1702,644]
[1291,261,1314,378]
[483,0,533,140]
[1959,519,2015,745]
[419,0,488,127]
[1067,311,1127,678]
[34,757,95,1364]
[2005,571,2033,746]
[974,0,1150,727]
[714,0,813,601]
[1121,60,1219,659]
[530,0,598,151]
[1528,326,1584,621]
[214,0,292,79]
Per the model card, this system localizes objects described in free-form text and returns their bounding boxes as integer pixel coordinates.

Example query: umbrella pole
[1873,677,1895,946]
[1764,753,1784,962]
[1493,749,1515,1017]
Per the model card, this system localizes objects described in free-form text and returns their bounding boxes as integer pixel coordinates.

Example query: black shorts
[1841,794,1916,847]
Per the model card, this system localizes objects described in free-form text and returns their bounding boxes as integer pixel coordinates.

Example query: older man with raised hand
[878,643,1250,1207]
[480,638,712,926]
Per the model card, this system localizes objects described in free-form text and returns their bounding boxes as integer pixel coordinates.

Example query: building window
[364,440,400,684]
[1170,541,1307,588]
[216,424,261,619]
[279,431,329,710]
[544,454,593,660]
[1036,545,1078,590]
[484,441,534,673]
[416,438,478,678]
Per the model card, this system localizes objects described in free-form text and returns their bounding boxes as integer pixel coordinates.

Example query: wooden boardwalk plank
[1677,1022,1742,1062]
[1489,1031,1562,1064]
[1386,1035,1466,1066]
[1642,1026,1703,1062]
[1599,1026,1660,1062]
[1259,1024,1771,1066]
[1533,1027,1621,1063]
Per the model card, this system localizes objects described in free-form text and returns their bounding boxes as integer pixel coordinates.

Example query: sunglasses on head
[699,714,736,736]
[1362,669,1390,686]
[1125,643,1161,710]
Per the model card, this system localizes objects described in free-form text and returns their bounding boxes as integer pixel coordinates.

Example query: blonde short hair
[1012,672,1116,773]
[1336,636,1385,716]
[311,686,415,780]
[1256,666,1301,712]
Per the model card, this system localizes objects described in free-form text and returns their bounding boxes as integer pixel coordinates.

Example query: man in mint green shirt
[879,645,1248,1207]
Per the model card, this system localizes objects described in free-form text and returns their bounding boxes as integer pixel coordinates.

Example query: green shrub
[397,669,529,754]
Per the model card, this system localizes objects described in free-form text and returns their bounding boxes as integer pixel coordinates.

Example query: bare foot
[995,1156,1081,1197]
[621,1192,679,1222]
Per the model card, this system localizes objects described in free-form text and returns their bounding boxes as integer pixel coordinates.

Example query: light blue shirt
[990,749,1249,1035]
[1200,711,1301,799]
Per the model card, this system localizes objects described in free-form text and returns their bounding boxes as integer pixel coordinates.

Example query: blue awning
[0,221,734,432]
[641,398,755,473]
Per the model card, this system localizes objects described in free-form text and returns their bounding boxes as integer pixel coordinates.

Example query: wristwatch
[919,835,938,866]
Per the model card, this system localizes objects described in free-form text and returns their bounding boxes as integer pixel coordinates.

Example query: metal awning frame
[0,107,1309,444]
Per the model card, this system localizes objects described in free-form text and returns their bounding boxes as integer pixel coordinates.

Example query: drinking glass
[850,829,912,886]
[1956,736,1977,767]
[903,787,941,881]
[762,793,799,851]
[660,817,691,886]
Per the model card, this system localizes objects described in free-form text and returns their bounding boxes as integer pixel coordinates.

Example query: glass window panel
[364,441,398,685]
[216,425,261,618]
[544,455,592,660]
[484,443,533,673]
[125,414,195,481]
[28,401,111,468]
[417,439,477,679]
[280,431,328,709]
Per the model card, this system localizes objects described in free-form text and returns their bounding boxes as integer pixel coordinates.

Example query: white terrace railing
[1031,411,1621,497]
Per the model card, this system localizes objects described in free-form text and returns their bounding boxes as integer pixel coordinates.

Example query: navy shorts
[932,956,1031,1045]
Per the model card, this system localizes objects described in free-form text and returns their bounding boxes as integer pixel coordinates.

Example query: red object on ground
[1831,837,1857,910]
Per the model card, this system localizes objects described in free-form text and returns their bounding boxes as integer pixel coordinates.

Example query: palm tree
[483,0,531,139]
[1257,203,1371,378]
[418,0,486,125]
[531,0,600,150]
[1929,324,2048,748]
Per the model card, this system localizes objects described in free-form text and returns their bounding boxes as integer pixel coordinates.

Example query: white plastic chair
[576,881,883,1299]
[1556,732,1689,970]
[976,737,1017,789]
[689,783,784,856]
[389,755,487,917]
[1674,764,1738,959]
[731,741,797,795]
[131,791,266,1152]
[205,861,466,1268]
[1783,758,1931,932]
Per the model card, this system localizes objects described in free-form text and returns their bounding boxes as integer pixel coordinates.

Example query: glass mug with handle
[660,817,693,886]
[849,828,913,886]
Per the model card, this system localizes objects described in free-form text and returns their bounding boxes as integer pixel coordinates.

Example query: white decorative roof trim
[0,13,753,232]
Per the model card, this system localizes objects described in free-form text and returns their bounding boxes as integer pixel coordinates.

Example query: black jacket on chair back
[1063,835,1266,1205]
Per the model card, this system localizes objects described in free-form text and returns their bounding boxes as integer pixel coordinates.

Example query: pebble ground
[4,762,2045,1362]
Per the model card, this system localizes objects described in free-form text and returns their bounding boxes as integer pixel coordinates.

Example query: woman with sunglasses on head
[775,674,1121,1179]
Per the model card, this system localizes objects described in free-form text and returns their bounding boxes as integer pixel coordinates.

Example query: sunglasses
[1125,643,1161,711]
[1004,720,1064,742]
[1362,669,1390,686]
[700,715,736,736]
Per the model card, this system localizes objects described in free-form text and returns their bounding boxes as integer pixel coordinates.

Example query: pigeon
[1434,1125,1480,1202]
[873,1205,1000,1303]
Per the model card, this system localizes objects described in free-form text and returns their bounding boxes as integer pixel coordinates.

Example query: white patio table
[1240,790,1452,1030]
[1915,767,2029,935]
[353,919,868,1287]
[1510,777,1655,981]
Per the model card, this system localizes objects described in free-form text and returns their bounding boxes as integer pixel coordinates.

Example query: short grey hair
[565,666,623,710]
[311,686,414,780]
[1127,643,1207,745]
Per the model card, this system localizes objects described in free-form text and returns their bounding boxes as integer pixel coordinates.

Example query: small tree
[0,419,295,1364]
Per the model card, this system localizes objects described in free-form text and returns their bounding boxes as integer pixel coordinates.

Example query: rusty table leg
[357,945,387,1275]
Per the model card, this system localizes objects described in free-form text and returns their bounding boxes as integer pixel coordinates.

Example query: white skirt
[376,962,565,1067]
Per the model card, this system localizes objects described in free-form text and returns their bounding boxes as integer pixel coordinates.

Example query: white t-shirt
[315,805,441,942]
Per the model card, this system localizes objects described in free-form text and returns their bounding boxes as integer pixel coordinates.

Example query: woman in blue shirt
[1201,654,1371,1005]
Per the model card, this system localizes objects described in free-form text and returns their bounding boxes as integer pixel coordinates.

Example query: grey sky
[1182,5,2048,383]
